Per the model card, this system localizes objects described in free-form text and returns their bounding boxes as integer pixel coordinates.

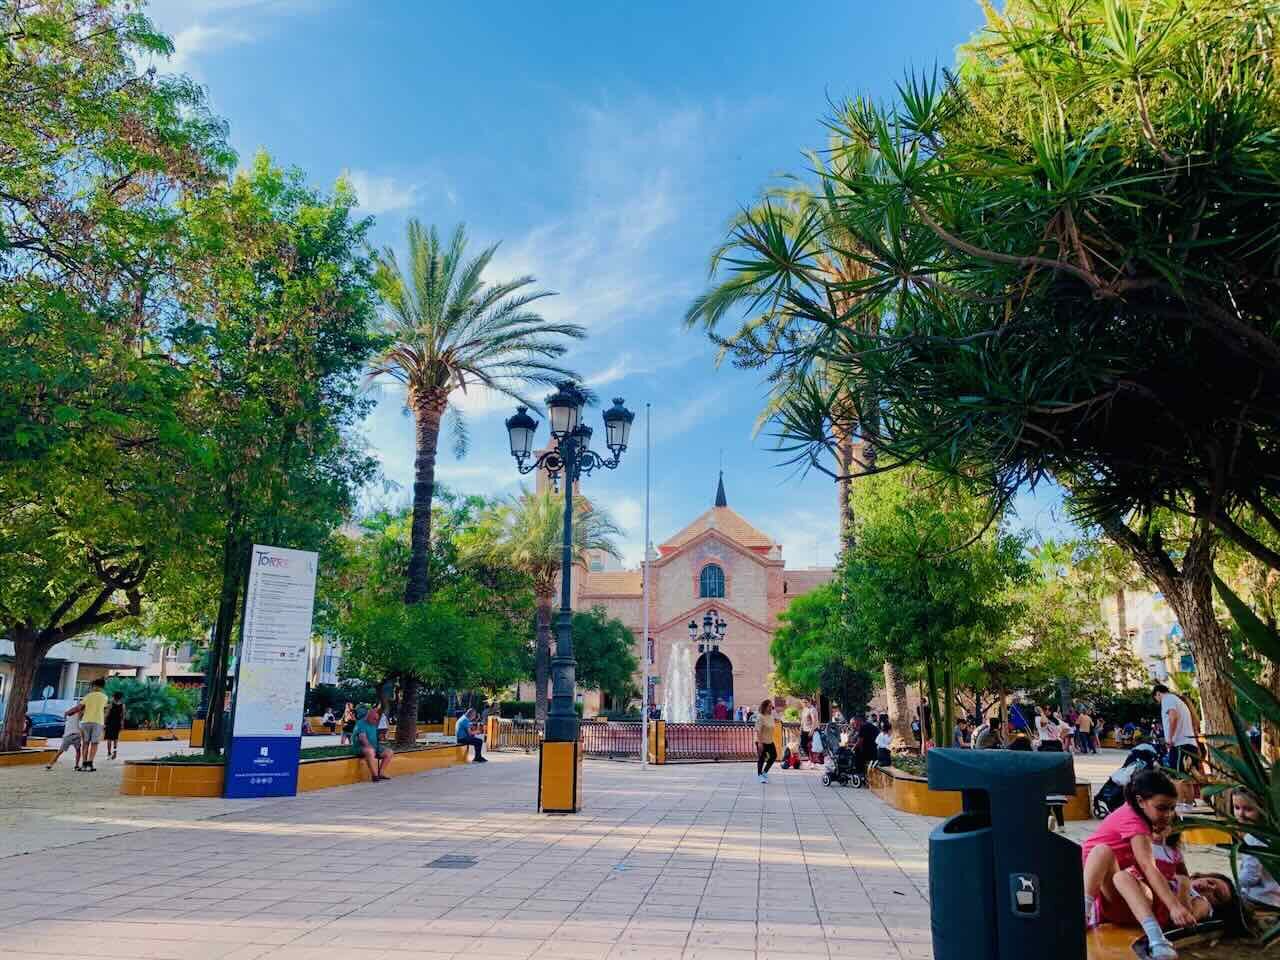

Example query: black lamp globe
[602,397,635,453]
[505,406,539,460]
[575,424,593,453]
[688,620,697,641]
[546,381,583,437]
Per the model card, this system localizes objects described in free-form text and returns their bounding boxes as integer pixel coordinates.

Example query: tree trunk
[534,590,553,725]
[924,659,941,751]
[395,675,419,747]
[405,395,446,605]
[942,660,955,750]
[1164,558,1234,740]
[1116,588,1129,642]
[203,532,246,755]
[1262,661,1280,763]
[0,631,44,752]
[1104,512,1233,738]
[884,659,912,750]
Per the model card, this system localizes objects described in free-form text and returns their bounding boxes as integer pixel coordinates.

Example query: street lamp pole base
[537,740,583,814]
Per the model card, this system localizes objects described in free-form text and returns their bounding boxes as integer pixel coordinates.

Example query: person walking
[755,700,777,783]
[799,698,818,766]
[103,691,126,760]
[876,722,893,767]
[1076,709,1096,754]
[46,705,84,771]
[77,678,109,771]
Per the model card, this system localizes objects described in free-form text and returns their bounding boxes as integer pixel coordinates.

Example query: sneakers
[474,756,488,763]
[761,773,770,783]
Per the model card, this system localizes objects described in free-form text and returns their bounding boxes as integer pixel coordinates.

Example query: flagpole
[641,401,651,767]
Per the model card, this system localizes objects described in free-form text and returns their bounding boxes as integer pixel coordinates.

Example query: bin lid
[926,747,1075,796]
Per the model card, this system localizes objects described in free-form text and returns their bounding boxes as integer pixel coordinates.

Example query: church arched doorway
[694,650,733,720]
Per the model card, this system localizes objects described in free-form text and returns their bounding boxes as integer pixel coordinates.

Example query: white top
[62,711,81,737]
[1241,833,1280,908]
[377,713,389,730]
[875,732,891,749]
[800,706,818,732]
[1160,693,1197,747]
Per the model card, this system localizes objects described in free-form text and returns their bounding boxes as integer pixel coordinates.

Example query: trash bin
[927,748,1085,960]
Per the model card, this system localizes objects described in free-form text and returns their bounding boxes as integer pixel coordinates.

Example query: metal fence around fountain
[578,719,643,759]
[663,721,756,762]
[492,718,542,752]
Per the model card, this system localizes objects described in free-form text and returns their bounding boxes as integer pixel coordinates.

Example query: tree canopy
[688,0,1280,574]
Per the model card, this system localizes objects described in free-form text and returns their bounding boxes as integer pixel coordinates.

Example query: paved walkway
[0,747,1226,959]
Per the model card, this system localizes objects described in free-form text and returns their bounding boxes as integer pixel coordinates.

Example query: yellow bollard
[538,740,583,813]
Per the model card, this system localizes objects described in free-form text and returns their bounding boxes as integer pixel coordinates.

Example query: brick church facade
[571,474,834,716]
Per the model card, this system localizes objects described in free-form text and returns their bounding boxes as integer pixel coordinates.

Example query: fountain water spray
[663,640,695,723]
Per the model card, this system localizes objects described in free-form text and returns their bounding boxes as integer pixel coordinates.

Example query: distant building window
[589,559,604,572]
[699,564,725,598]
[74,680,91,698]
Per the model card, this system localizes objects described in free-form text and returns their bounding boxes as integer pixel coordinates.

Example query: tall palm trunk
[397,392,446,747]
[534,590,554,725]
[1116,588,1128,641]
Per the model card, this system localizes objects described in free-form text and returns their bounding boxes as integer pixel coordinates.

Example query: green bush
[103,677,197,728]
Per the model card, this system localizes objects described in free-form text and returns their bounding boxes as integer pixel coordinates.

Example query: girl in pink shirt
[1082,770,1192,959]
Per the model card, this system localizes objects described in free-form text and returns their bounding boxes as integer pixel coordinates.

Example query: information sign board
[224,544,317,798]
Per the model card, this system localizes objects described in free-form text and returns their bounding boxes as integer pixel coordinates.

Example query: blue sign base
[224,736,301,798]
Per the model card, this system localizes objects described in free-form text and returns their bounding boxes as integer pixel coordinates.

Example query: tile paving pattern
[0,747,1225,959]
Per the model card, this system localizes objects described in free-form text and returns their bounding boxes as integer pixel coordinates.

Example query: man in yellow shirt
[78,677,109,772]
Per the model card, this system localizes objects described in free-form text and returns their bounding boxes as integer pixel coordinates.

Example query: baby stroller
[1093,742,1161,819]
[822,722,866,788]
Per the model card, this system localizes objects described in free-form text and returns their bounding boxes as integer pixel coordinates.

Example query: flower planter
[867,764,1093,820]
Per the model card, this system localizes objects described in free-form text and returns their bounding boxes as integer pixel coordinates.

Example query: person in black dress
[104,692,126,760]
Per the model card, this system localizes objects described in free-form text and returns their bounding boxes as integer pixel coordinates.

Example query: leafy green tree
[0,1,234,751]
[461,489,621,724]
[320,493,535,746]
[834,468,1030,746]
[367,221,584,732]
[171,155,381,753]
[689,0,1279,738]
[571,606,640,704]
[772,583,874,716]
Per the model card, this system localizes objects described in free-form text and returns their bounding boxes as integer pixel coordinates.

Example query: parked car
[27,712,69,738]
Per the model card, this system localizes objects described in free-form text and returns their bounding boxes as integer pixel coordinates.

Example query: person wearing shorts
[77,677,108,771]
[352,705,394,781]
[46,707,84,771]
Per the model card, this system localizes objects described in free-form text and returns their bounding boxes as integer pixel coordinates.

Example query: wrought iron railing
[663,720,755,761]
[492,718,541,752]
[579,719,642,759]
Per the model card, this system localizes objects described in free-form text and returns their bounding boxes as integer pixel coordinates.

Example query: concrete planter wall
[121,742,469,798]
[867,764,1093,820]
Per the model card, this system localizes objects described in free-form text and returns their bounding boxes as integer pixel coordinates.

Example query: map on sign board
[231,544,317,738]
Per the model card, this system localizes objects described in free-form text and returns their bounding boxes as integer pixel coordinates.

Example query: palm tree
[369,220,585,740]
[464,489,622,724]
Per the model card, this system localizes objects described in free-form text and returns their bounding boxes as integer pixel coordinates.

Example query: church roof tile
[660,506,776,551]
[580,570,643,596]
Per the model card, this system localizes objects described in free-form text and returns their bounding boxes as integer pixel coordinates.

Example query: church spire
[714,470,727,507]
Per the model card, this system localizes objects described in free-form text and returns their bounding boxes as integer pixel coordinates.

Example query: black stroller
[1093,742,1161,819]
[822,722,867,788]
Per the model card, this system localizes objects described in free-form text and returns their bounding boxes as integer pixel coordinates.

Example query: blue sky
[150,0,1073,567]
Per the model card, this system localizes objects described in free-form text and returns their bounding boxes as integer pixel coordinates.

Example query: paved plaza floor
[0,746,1227,959]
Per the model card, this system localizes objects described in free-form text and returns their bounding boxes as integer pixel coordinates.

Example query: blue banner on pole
[224,736,301,798]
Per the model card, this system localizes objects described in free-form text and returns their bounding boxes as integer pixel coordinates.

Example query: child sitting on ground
[1232,788,1280,912]
[1082,770,1236,959]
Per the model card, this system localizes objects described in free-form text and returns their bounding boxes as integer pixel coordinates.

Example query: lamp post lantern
[689,609,727,719]
[506,384,634,747]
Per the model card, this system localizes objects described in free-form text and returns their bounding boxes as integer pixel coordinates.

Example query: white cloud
[760,507,839,569]
[165,23,250,75]
[342,169,420,216]
[480,102,704,334]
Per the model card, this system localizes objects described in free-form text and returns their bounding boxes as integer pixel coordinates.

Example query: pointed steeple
[714,470,727,507]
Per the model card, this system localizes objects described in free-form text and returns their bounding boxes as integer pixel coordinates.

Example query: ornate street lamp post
[689,609,727,719]
[506,383,634,748]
